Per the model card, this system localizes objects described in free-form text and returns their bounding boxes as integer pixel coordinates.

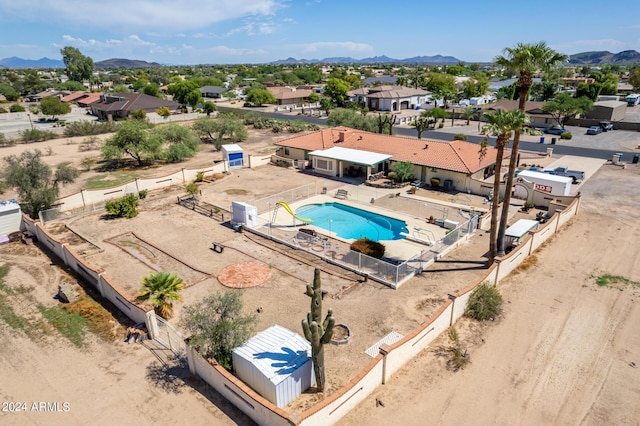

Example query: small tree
[302,269,335,392]
[2,150,78,218]
[465,282,503,321]
[245,88,276,106]
[104,194,139,218]
[136,271,185,320]
[40,96,71,120]
[185,182,199,198]
[202,101,216,116]
[392,160,414,182]
[181,291,257,371]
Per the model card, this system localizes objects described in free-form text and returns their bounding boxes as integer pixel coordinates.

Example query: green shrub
[195,171,205,182]
[138,189,148,199]
[10,104,25,112]
[0,133,14,147]
[453,133,467,141]
[465,282,503,321]
[0,106,7,113]
[185,182,199,197]
[104,194,139,218]
[64,121,119,137]
[21,128,57,142]
[350,238,385,259]
[560,132,572,140]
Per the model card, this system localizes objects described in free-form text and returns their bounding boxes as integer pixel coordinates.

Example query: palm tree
[494,42,567,257]
[136,271,185,319]
[482,109,529,263]
[461,106,477,125]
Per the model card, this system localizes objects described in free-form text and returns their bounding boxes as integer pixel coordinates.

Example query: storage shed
[232,325,314,408]
[0,199,22,238]
[222,144,244,168]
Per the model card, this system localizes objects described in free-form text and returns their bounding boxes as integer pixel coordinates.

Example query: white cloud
[0,0,287,32]
[299,41,374,54]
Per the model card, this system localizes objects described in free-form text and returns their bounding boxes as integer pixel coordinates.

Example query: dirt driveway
[339,162,640,425]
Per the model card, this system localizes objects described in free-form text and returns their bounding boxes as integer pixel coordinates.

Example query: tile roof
[91,93,181,113]
[275,127,503,174]
[61,91,88,102]
[267,87,313,100]
[348,85,429,98]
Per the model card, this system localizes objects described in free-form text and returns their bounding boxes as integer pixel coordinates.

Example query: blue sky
[0,0,638,65]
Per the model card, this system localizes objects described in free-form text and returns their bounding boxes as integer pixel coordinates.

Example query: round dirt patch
[218,262,272,288]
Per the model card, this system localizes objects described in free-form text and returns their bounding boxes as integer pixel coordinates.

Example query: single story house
[199,86,227,99]
[90,93,182,121]
[274,126,505,192]
[585,100,627,121]
[487,100,556,128]
[347,85,430,112]
[266,87,313,106]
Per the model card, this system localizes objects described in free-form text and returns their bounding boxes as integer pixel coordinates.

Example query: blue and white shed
[232,325,315,408]
[222,144,244,168]
[0,199,22,237]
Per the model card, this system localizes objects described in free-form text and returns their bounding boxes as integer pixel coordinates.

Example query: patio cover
[505,219,539,240]
[308,146,391,166]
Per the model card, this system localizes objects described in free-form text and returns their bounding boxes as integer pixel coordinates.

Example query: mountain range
[1,50,638,68]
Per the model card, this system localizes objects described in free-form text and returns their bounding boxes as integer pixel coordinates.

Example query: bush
[465,282,503,321]
[138,189,148,199]
[350,238,385,259]
[104,194,139,218]
[185,182,199,197]
[0,133,14,147]
[560,132,572,140]
[64,121,119,137]
[10,104,25,112]
[453,133,467,141]
[21,128,57,142]
[195,171,205,182]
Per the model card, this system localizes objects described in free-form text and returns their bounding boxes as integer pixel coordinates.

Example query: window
[315,158,332,171]
[284,147,290,156]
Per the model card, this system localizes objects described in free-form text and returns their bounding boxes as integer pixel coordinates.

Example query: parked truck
[626,94,640,107]
[517,170,573,196]
[543,166,585,183]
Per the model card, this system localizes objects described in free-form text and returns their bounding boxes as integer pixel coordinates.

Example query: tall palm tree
[494,42,567,257]
[136,271,185,319]
[482,109,529,263]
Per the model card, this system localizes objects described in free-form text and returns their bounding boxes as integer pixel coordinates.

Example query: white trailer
[517,170,573,196]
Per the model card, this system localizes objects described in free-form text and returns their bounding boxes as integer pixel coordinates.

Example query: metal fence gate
[154,316,186,356]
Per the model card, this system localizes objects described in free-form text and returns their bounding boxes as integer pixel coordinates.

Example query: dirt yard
[339,163,640,425]
[2,124,639,424]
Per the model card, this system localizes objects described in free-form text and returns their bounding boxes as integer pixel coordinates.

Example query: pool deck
[260,194,448,261]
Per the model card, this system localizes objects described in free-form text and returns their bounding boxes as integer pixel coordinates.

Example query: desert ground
[1,124,639,425]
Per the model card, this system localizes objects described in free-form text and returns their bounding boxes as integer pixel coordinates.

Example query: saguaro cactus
[302,268,335,392]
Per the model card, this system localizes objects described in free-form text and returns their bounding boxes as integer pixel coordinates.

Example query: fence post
[145,310,160,340]
[448,294,457,326]
[379,344,391,384]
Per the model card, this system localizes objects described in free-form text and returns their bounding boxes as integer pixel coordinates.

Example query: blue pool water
[295,203,408,241]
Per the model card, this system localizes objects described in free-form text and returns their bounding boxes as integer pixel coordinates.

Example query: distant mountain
[269,54,462,65]
[568,50,640,65]
[0,57,64,68]
[94,58,162,69]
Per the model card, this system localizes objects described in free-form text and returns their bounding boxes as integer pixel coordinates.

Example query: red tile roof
[61,91,87,102]
[275,127,503,174]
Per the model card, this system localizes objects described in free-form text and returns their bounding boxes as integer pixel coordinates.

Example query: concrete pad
[545,155,607,194]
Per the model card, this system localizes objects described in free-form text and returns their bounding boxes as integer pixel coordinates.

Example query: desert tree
[181,291,257,371]
[2,149,79,218]
[61,46,94,82]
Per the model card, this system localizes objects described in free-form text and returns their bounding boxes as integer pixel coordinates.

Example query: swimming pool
[295,203,408,241]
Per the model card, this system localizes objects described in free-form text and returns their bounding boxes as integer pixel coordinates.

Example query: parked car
[543,126,567,135]
[599,121,614,131]
[544,166,585,183]
[587,126,602,135]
